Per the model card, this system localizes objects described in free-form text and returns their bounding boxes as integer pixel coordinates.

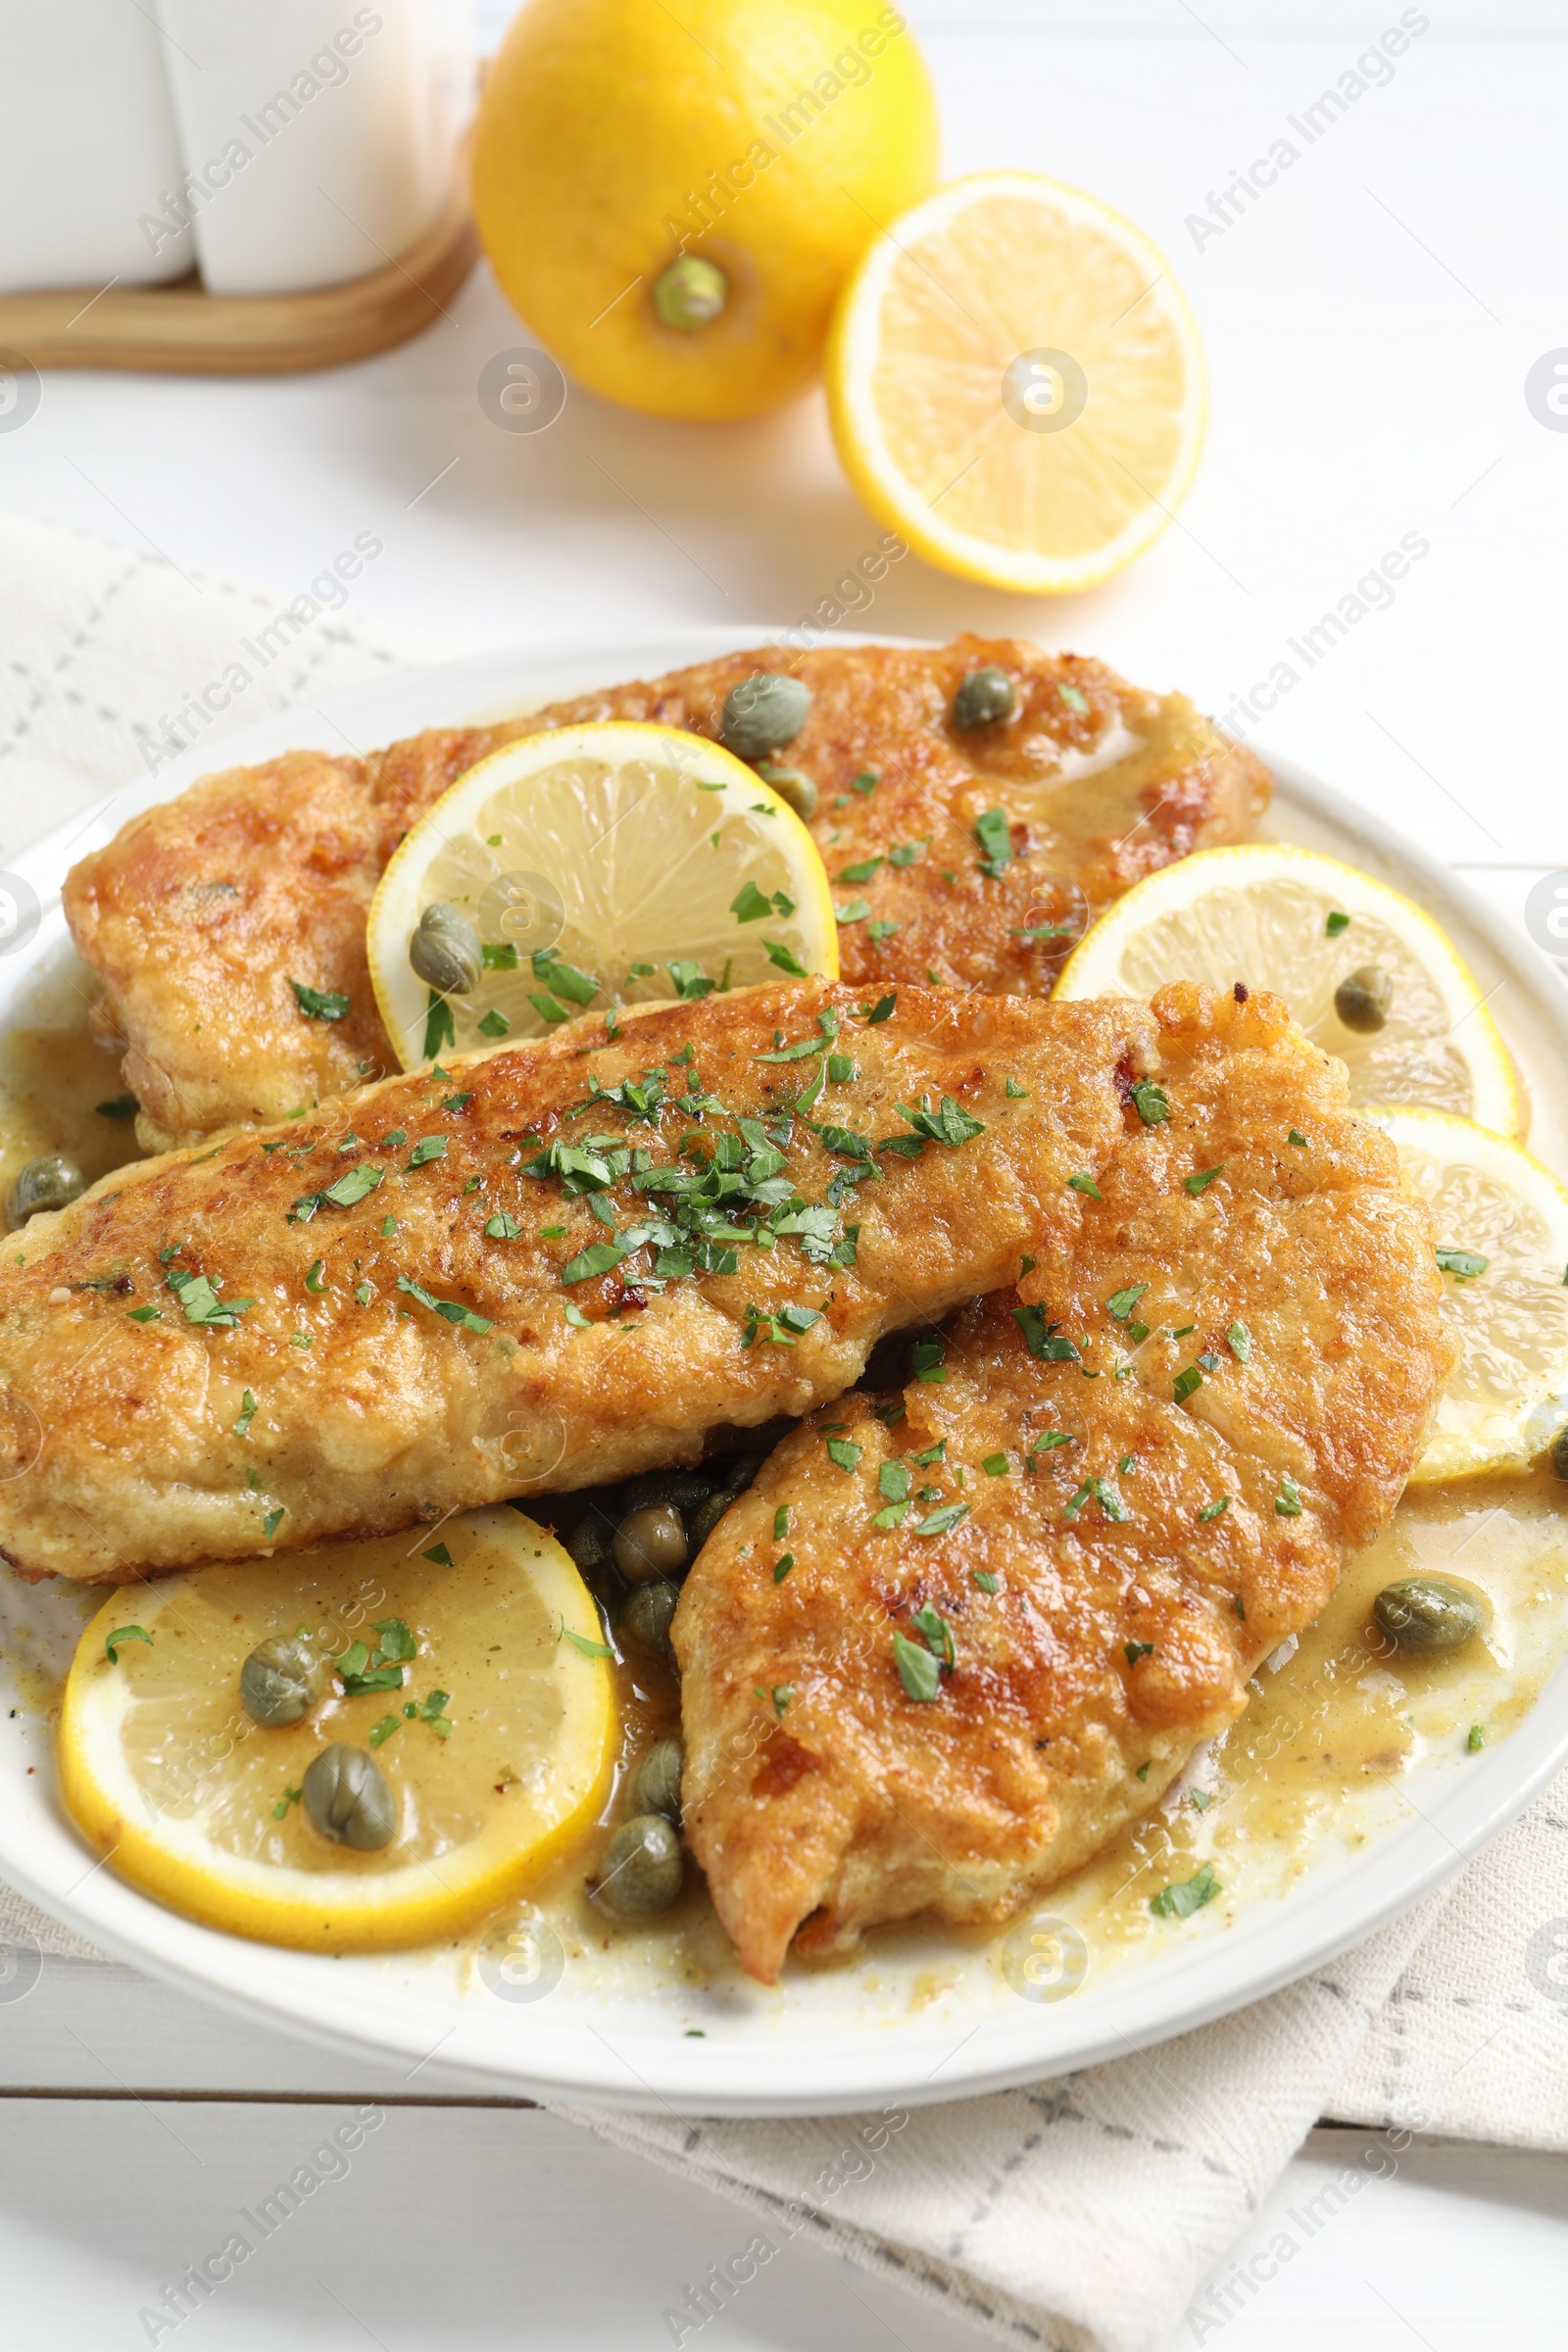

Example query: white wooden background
[2,2,1567,2344]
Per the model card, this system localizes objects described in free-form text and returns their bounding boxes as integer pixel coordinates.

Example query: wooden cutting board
[0,166,477,375]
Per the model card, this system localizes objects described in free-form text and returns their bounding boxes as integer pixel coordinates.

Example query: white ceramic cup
[149,0,475,296]
[0,0,195,293]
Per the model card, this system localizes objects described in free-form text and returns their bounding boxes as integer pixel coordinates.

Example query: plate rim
[3,626,1565,2118]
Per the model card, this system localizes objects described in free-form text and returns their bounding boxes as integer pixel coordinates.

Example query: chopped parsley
[910,1335,947,1383]
[1130,1080,1170,1127]
[560,1622,614,1659]
[1173,1364,1203,1403]
[864,993,897,1023]
[168,1267,255,1329]
[423,992,456,1057]
[974,807,1013,878]
[395,1274,493,1333]
[126,1303,161,1323]
[1288,1130,1307,1148]
[234,1389,258,1437]
[1151,1864,1221,1920]
[826,1436,862,1472]
[1467,1723,1486,1751]
[1058,682,1090,714]
[262,1507,285,1540]
[105,1626,151,1664]
[478,1007,511,1038]
[272,1784,303,1819]
[421,1542,453,1566]
[1325,910,1350,937]
[1436,1245,1489,1280]
[763,940,808,977]
[982,1452,1008,1476]
[1228,1321,1250,1362]
[559,1240,628,1286]
[1124,1641,1153,1664]
[95,1092,138,1121]
[1184,1165,1224,1196]
[972,1570,1000,1592]
[1013,1304,1079,1362]
[1275,1474,1303,1516]
[1199,1495,1230,1522]
[878,1462,910,1504]
[1067,1173,1102,1199]
[408,1135,448,1168]
[289,979,351,1020]
[772,1554,794,1583]
[1064,1478,1131,1523]
[1105,1283,1149,1323]
[912,1501,969,1537]
[484,1212,523,1240]
[893,1631,943,1702]
[837,858,883,885]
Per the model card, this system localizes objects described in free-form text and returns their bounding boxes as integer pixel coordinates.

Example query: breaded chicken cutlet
[0,981,1168,1586]
[64,636,1269,1153]
[674,983,1455,1982]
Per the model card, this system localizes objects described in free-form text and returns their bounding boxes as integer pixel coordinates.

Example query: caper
[1334,964,1394,1035]
[629,1736,684,1824]
[9,1152,86,1227]
[951,666,1017,731]
[562,1511,615,1576]
[593,1812,683,1915]
[614,1503,689,1584]
[720,671,811,760]
[619,1578,679,1665]
[409,902,483,997]
[653,254,727,332]
[301,1742,397,1849]
[239,1636,323,1729]
[717,1451,766,1495]
[1372,1576,1487,1654]
[618,1469,713,1514]
[684,1490,734,1550]
[756,761,818,820]
[1551,1424,1568,1484]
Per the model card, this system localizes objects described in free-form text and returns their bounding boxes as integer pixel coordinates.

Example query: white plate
[2,628,1566,2119]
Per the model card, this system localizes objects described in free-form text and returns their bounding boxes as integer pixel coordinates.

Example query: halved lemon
[1363,1109,1568,1483]
[1054,843,1521,1138]
[826,172,1205,593]
[367,722,837,1070]
[59,1508,614,1952]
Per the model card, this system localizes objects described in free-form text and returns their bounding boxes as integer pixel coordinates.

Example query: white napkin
[4,511,1567,2352]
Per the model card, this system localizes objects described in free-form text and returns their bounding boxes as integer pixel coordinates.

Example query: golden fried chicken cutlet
[0,982,1170,1587]
[64,636,1269,1152]
[674,983,1455,1984]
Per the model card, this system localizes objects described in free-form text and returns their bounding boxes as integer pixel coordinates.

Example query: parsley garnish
[1288,1129,1307,1147]
[395,1274,493,1333]
[1064,1478,1131,1523]
[974,807,1013,878]
[272,1784,303,1819]
[234,1389,258,1437]
[485,1212,523,1240]
[1105,1283,1150,1322]
[1130,1080,1170,1127]
[1199,1495,1230,1522]
[1184,1165,1224,1196]
[262,1507,285,1539]
[1067,1173,1101,1199]
[1325,910,1350,937]
[878,1462,910,1503]
[1228,1321,1250,1361]
[290,979,350,1020]
[982,1452,1008,1476]
[864,993,897,1023]
[1012,1304,1079,1362]
[167,1267,255,1328]
[421,1542,453,1566]
[560,1621,614,1659]
[1436,1245,1489,1279]
[478,1007,511,1038]
[1275,1474,1303,1516]
[408,1135,448,1168]
[912,1501,968,1536]
[826,1437,862,1472]
[893,1631,942,1702]
[423,991,455,1058]
[1125,1641,1153,1664]
[972,1570,1000,1592]
[105,1626,151,1664]
[1173,1364,1203,1402]
[96,1092,138,1121]
[1151,1864,1221,1920]
[772,1554,794,1582]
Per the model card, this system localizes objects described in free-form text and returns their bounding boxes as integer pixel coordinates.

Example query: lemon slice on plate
[59,1508,614,1953]
[1363,1108,1568,1482]
[1054,843,1521,1137]
[368,722,836,1070]
[826,171,1205,594]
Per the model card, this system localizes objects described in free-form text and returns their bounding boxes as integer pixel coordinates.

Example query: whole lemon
[471,0,939,422]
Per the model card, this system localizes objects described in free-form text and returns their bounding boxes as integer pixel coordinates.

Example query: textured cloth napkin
[4,511,1568,2352]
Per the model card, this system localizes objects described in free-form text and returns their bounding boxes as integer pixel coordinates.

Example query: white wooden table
[1,3,1566,2342]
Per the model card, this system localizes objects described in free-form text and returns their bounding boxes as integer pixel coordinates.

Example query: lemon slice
[826,171,1205,594]
[1054,843,1521,1137]
[1360,1109,1568,1482]
[58,1508,614,1953]
[368,722,836,1070]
